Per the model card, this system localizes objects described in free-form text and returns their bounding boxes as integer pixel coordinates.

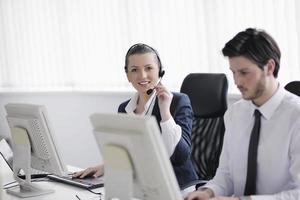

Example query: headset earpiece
[159,70,165,78]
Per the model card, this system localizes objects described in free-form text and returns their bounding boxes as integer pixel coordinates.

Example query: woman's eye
[146,66,153,71]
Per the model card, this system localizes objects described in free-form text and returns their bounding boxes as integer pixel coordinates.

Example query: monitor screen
[90,113,182,200]
[5,103,67,197]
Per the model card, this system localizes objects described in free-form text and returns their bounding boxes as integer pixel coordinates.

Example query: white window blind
[0,0,299,93]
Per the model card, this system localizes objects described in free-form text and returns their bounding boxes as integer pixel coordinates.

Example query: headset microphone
[146,71,165,95]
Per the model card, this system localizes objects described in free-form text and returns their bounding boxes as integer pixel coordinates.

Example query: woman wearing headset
[74,43,198,191]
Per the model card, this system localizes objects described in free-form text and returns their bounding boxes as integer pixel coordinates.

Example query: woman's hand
[72,165,104,179]
[155,83,173,122]
[184,190,212,200]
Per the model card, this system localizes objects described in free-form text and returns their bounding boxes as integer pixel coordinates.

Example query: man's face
[229,56,267,101]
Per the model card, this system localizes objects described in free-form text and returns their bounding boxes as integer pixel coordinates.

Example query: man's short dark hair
[222,28,281,77]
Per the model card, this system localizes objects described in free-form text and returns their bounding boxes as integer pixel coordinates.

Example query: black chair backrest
[284,81,300,97]
[180,73,228,180]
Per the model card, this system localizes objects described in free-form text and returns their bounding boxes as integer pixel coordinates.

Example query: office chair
[180,73,228,186]
[284,81,300,97]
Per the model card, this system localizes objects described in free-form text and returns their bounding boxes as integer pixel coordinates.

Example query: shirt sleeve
[160,117,182,157]
[204,107,235,196]
[204,128,234,196]
[250,189,300,200]
[165,93,193,166]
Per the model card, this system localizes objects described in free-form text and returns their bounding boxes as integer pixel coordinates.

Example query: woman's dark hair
[222,28,281,77]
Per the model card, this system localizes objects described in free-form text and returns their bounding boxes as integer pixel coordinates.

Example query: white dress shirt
[124,92,181,157]
[205,86,300,200]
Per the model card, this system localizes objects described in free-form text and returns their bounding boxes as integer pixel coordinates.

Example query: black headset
[124,43,165,78]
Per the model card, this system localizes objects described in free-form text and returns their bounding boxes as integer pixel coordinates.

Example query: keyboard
[47,174,104,189]
[18,173,49,179]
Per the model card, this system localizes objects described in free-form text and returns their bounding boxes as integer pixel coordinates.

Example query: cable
[144,94,156,115]
[3,178,49,190]
[3,181,19,190]
[86,187,102,195]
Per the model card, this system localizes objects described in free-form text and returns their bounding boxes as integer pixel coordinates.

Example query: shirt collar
[125,92,156,115]
[249,84,286,120]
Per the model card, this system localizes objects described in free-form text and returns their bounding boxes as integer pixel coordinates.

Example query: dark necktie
[244,109,261,195]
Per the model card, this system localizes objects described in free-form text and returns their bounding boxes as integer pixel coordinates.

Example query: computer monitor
[90,113,182,200]
[5,103,67,198]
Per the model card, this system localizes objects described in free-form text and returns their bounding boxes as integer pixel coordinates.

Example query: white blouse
[124,92,181,157]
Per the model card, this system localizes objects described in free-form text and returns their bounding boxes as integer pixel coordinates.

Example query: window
[0,0,299,93]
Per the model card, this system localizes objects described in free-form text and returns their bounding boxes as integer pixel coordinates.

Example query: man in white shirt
[185,28,300,200]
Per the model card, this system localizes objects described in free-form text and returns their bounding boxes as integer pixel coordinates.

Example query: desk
[1,161,191,199]
[3,181,103,200]
[1,162,104,200]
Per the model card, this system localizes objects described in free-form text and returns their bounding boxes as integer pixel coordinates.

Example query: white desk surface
[1,160,190,199]
[1,162,104,200]
[3,182,103,200]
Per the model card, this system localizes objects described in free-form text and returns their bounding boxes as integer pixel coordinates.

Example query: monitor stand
[7,127,54,198]
[7,184,54,198]
[103,144,134,200]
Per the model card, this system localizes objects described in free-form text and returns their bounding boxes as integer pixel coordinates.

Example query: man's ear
[265,59,276,76]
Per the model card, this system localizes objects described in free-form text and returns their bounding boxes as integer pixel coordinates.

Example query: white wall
[0,92,133,168]
[0,92,240,169]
